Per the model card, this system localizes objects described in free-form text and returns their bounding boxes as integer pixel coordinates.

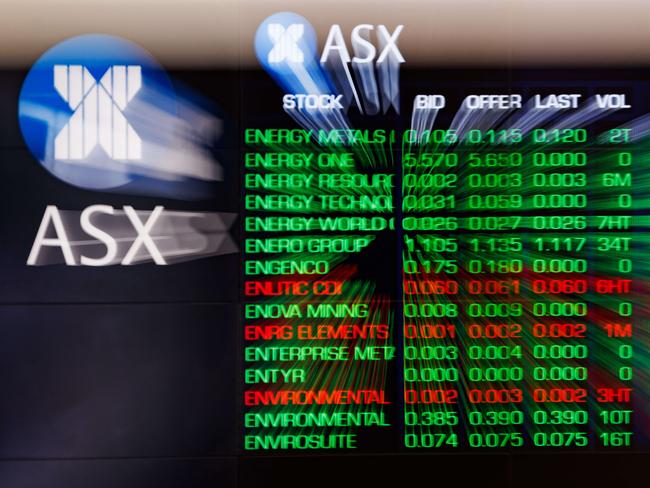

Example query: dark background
[0,67,648,487]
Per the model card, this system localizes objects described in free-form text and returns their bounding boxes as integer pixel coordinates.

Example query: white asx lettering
[27,205,166,266]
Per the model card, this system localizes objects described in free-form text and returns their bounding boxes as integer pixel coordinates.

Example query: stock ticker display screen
[240,69,650,454]
[1,3,649,488]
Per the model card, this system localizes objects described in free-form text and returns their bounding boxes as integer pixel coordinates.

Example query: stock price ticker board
[239,68,650,454]
[3,7,650,488]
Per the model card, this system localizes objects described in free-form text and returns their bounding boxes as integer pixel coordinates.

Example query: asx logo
[255,12,404,115]
[265,22,403,66]
[53,64,142,161]
[18,35,235,266]
[18,34,179,192]
[267,23,305,63]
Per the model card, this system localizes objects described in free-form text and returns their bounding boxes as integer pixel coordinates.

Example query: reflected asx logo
[255,12,404,116]
[268,24,305,63]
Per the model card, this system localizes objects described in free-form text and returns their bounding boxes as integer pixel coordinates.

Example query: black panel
[0,304,237,458]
